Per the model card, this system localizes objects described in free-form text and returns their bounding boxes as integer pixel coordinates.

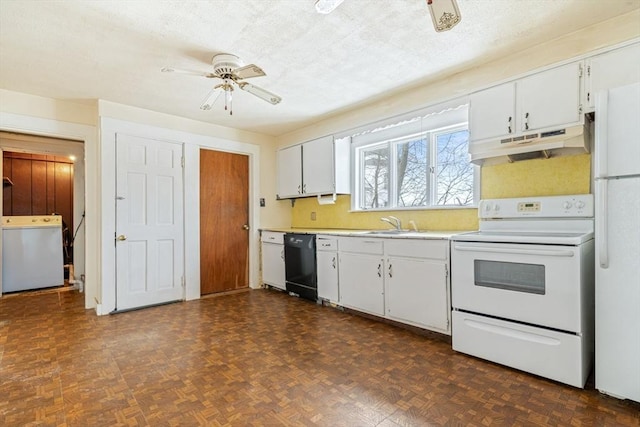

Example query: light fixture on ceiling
[315,0,345,14]
[162,53,281,116]
[427,0,461,32]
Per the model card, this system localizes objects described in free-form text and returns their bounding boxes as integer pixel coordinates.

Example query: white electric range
[450,194,595,388]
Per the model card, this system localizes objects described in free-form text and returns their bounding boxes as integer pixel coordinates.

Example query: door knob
[116,235,127,241]
[242,224,250,230]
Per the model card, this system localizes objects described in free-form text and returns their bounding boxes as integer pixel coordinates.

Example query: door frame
[100,117,261,314]
[0,112,96,308]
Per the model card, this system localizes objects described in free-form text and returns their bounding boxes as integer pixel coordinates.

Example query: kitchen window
[352,104,478,211]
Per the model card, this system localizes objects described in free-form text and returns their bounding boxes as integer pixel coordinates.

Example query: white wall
[277,10,640,147]
[97,101,276,314]
[0,91,99,308]
[258,138,293,228]
[0,91,285,313]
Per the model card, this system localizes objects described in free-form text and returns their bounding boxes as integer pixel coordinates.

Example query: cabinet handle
[332,256,336,269]
[303,184,307,193]
[388,263,393,278]
[524,112,529,130]
[280,249,284,260]
[297,185,301,194]
[508,116,512,134]
[377,263,382,277]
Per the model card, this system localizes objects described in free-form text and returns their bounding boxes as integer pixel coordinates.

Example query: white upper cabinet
[276,136,350,199]
[585,42,640,112]
[302,135,335,195]
[469,61,584,145]
[276,145,302,199]
[517,62,583,132]
[469,82,516,142]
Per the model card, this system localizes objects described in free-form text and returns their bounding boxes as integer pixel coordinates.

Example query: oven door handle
[453,244,575,258]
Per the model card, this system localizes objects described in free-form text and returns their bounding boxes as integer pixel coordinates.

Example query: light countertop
[260,228,472,240]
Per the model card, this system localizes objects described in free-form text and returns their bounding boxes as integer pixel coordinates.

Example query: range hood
[470,123,591,164]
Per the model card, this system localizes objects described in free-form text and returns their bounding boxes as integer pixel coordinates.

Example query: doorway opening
[1,131,85,295]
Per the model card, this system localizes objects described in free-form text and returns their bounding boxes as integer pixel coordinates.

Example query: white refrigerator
[594,82,640,402]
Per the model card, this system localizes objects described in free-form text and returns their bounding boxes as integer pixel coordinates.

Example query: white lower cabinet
[261,232,285,290]
[316,235,339,303]
[338,236,451,335]
[339,252,385,316]
[386,256,448,333]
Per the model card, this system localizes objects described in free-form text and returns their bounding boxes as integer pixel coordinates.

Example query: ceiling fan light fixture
[427,0,461,32]
[315,0,344,14]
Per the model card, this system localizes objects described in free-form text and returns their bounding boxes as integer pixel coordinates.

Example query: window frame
[351,122,479,212]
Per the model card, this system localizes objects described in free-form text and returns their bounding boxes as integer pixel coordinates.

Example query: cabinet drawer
[316,235,338,251]
[339,237,384,255]
[385,239,449,260]
[261,231,285,243]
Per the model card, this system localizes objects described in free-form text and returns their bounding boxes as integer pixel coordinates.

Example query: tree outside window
[356,124,476,210]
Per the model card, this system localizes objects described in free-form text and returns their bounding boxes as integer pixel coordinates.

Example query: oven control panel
[479,194,593,219]
[517,201,541,213]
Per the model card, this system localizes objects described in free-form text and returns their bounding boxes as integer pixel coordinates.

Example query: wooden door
[200,149,249,295]
[115,134,184,310]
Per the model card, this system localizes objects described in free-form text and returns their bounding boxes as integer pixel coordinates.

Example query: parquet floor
[1,288,638,427]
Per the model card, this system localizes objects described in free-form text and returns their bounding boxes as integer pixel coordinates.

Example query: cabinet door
[302,135,334,195]
[518,62,582,132]
[317,250,339,302]
[276,145,302,199]
[262,243,285,290]
[339,253,384,316]
[469,82,516,142]
[586,43,640,112]
[386,257,449,333]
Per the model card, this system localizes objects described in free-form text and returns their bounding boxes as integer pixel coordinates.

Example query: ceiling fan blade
[200,87,222,110]
[238,82,282,105]
[162,67,218,79]
[233,64,266,79]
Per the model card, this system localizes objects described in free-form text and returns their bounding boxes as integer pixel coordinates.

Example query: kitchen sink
[364,230,413,235]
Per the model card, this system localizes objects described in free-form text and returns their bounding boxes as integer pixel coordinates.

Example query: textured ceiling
[0,0,638,136]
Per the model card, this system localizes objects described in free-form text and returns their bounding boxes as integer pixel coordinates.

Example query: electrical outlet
[311,212,317,221]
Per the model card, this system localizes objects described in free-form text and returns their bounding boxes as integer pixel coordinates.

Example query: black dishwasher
[284,233,317,301]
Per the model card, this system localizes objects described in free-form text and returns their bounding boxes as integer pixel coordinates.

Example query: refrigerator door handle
[597,179,609,269]
[595,89,608,178]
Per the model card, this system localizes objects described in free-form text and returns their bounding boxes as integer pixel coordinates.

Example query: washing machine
[2,215,64,292]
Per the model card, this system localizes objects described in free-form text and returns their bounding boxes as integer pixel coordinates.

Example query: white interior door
[116,134,184,311]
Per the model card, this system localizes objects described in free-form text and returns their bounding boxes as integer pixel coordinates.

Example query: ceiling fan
[161,53,282,115]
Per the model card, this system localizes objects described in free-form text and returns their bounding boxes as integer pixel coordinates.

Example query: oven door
[451,241,583,332]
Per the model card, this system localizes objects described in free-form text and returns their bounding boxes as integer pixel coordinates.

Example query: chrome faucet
[381,216,402,231]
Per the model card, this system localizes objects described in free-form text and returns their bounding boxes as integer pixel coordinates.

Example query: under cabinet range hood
[470,123,591,164]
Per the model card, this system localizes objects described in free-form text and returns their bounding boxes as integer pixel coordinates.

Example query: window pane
[435,129,473,206]
[396,138,428,207]
[361,146,389,208]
